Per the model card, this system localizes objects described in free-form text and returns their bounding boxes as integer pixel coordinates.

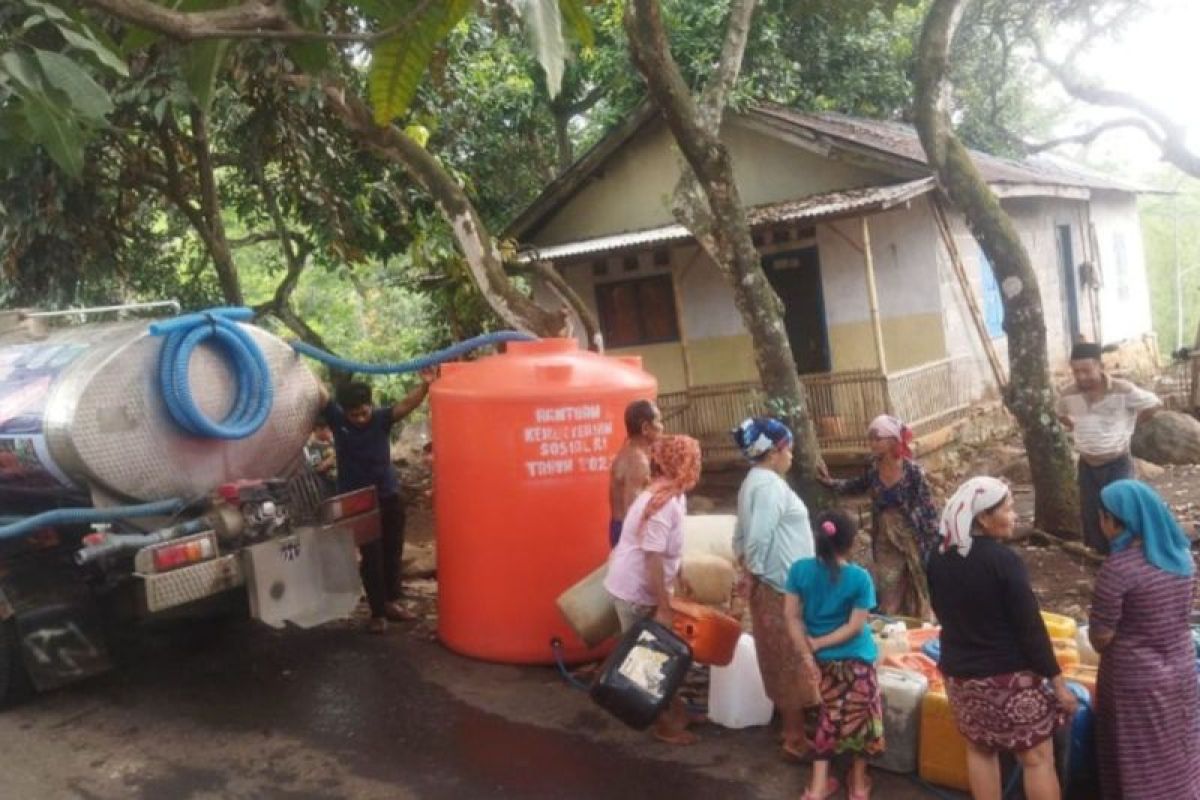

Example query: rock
[1132,411,1200,465]
[997,457,1032,485]
[1134,458,1166,480]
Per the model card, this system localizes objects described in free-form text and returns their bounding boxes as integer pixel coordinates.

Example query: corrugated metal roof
[523,177,936,261]
[752,105,1146,193]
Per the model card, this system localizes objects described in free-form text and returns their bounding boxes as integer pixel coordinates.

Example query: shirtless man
[607,400,664,548]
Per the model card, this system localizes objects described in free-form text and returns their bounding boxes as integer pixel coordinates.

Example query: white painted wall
[531,118,890,245]
[1089,192,1154,345]
[816,202,943,326]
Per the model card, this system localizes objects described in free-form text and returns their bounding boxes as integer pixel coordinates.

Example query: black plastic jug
[590,617,693,730]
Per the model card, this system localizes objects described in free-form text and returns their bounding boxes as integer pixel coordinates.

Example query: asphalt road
[0,616,951,799]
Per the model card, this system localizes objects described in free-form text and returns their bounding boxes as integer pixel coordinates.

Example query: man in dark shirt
[320,371,434,633]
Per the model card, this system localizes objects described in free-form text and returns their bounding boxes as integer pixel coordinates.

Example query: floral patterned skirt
[945,671,1065,752]
[812,659,886,758]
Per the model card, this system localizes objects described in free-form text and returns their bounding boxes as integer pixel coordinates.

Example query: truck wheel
[0,619,31,708]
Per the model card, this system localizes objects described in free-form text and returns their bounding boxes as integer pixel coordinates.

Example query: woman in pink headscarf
[818,415,937,618]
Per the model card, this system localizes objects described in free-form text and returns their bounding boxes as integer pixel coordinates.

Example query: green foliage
[0,0,127,176]
[1140,173,1200,353]
[367,0,474,125]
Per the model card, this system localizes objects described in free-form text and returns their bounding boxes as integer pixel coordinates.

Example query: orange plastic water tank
[431,338,656,664]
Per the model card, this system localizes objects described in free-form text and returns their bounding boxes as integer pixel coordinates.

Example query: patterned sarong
[811,659,886,758]
[945,670,1065,752]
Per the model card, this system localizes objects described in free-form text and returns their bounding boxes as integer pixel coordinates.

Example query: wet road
[0,618,943,799]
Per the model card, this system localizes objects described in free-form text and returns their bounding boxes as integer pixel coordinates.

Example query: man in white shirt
[1056,342,1161,553]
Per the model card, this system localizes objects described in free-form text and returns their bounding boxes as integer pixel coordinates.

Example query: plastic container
[1076,625,1099,666]
[875,666,929,774]
[876,621,910,661]
[556,563,619,648]
[884,652,944,692]
[669,597,742,667]
[1054,638,1080,671]
[1056,681,1098,799]
[919,688,971,792]
[1064,664,1097,699]
[591,616,693,730]
[922,638,941,662]
[1041,611,1078,640]
[906,626,941,653]
[708,633,774,729]
[432,338,655,664]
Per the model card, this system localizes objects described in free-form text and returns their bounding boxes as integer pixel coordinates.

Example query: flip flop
[652,728,699,745]
[781,741,814,763]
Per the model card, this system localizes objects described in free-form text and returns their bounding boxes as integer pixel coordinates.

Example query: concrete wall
[531,118,890,245]
[542,203,952,394]
[1089,192,1154,345]
[814,202,946,372]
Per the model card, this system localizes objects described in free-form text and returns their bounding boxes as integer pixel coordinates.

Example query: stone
[1133,458,1166,480]
[1131,411,1200,465]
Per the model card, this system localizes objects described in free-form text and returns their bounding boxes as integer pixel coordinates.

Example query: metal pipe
[74,518,208,565]
[23,300,181,320]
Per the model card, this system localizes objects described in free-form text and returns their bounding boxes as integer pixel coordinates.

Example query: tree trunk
[315,83,567,338]
[189,106,243,306]
[624,0,826,507]
[914,0,1080,537]
[551,106,573,177]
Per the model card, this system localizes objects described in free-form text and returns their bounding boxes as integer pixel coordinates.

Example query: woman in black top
[927,477,1078,800]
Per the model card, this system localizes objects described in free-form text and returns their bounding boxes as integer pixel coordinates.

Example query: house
[507,103,1154,463]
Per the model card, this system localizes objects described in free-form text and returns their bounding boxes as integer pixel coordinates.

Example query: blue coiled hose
[0,499,185,542]
[149,307,274,440]
[0,315,535,541]
[289,330,536,374]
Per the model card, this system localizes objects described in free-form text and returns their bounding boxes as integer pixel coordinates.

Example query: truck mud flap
[15,603,112,692]
[243,526,359,629]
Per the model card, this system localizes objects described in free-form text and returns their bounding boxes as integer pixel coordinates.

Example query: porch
[658,356,976,464]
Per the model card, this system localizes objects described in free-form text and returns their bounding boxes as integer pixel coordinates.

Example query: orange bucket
[1064,663,1097,698]
[669,598,742,666]
[884,652,944,692]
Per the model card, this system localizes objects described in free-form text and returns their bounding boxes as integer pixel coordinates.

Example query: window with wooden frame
[594,274,681,348]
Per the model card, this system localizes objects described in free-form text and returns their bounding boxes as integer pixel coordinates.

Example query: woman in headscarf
[731,417,819,759]
[818,414,938,618]
[605,434,703,745]
[1089,480,1200,800]
[927,477,1077,800]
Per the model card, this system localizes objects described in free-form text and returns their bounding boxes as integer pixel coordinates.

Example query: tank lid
[506,338,577,356]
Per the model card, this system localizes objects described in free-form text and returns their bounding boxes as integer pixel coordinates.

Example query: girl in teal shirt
[785,510,884,800]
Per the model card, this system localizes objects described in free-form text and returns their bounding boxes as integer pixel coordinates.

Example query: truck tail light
[136,532,218,574]
[320,487,378,523]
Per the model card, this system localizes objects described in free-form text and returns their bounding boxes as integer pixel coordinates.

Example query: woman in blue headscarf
[732,417,819,759]
[1089,479,1200,800]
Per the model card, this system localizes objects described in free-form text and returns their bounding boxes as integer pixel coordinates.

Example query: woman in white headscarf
[926,477,1078,800]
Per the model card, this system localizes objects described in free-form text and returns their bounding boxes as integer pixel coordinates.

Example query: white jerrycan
[708,633,774,729]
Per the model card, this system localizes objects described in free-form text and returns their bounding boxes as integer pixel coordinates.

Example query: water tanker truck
[0,304,380,704]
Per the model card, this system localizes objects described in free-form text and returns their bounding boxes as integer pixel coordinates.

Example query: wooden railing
[658,357,975,459]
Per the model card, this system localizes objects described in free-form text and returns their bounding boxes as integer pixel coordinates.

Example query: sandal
[652,728,699,745]
[800,777,839,800]
[848,778,872,800]
[781,740,813,763]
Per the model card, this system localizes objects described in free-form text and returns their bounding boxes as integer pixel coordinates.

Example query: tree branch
[188,105,242,305]
[696,0,757,132]
[228,231,282,247]
[308,79,567,336]
[1034,34,1200,177]
[1023,117,1163,154]
[80,0,441,43]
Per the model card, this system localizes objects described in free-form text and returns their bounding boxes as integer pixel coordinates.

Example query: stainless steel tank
[0,317,320,505]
